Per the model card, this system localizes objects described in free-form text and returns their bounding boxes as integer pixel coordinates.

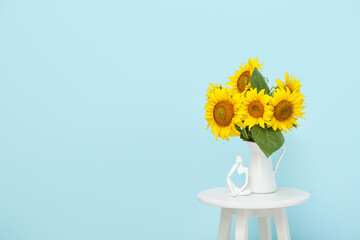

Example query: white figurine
[227,155,252,197]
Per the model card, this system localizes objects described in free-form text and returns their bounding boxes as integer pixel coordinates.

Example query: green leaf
[250,68,270,94]
[251,125,285,158]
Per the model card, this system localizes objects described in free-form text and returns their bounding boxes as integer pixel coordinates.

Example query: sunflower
[226,57,264,96]
[240,88,273,129]
[206,83,222,99]
[205,87,243,140]
[276,73,302,94]
[269,88,305,133]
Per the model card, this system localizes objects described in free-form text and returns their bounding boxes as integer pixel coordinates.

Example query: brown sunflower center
[248,101,264,118]
[213,101,234,126]
[237,71,251,93]
[274,100,293,121]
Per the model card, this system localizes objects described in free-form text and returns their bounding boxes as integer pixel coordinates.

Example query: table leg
[218,208,232,240]
[235,209,249,240]
[258,217,272,240]
[274,208,291,240]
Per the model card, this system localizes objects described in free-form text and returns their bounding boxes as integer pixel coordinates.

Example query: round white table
[197,187,310,240]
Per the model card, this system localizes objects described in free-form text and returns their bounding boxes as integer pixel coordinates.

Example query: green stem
[242,128,249,140]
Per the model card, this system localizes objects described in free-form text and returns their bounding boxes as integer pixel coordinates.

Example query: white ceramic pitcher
[246,141,286,194]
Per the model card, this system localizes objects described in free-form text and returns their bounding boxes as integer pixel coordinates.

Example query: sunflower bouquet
[205,58,305,157]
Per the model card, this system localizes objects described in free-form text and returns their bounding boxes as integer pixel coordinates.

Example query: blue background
[0,0,359,239]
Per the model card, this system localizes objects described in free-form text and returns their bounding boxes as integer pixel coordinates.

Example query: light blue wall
[0,0,359,239]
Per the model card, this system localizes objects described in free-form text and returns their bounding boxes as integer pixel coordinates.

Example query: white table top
[197,187,310,209]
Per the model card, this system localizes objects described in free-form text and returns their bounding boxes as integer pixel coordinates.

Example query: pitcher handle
[274,146,285,174]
